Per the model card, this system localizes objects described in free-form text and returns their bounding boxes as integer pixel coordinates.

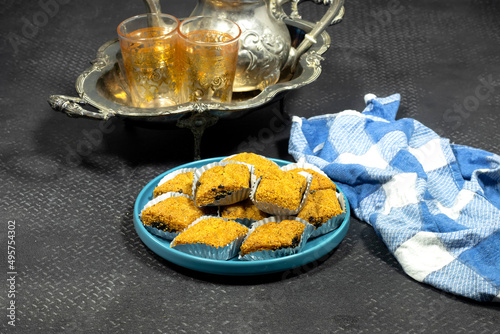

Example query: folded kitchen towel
[289,93,500,302]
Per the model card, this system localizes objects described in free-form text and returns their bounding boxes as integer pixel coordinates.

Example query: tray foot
[177,112,219,160]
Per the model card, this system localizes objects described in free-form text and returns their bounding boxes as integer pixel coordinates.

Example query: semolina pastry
[141,195,205,233]
[195,162,251,206]
[254,169,308,212]
[220,199,269,222]
[153,171,194,198]
[171,217,248,248]
[223,152,279,179]
[240,220,306,256]
[297,188,342,228]
[289,168,336,192]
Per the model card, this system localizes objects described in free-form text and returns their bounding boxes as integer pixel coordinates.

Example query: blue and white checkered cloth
[289,94,500,302]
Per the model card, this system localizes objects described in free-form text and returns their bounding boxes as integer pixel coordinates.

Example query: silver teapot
[144,0,344,92]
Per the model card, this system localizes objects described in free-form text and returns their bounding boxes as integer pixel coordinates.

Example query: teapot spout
[142,0,166,27]
[143,0,162,14]
[282,0,345,74]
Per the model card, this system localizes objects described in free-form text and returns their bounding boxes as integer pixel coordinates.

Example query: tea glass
[177,16,241,104]
[117,13,180,108]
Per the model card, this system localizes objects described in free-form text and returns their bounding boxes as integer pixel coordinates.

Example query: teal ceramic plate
[133,157,350,275]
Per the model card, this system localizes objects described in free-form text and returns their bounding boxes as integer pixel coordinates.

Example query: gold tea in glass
[117,14,180,108]
[178,16,241,104]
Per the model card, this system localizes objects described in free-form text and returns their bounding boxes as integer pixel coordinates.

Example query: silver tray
[48,18,336,158]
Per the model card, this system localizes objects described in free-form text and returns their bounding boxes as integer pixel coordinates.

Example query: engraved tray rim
[51,18,331,120]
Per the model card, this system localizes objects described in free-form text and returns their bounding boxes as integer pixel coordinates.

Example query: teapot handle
[276,0,345,71]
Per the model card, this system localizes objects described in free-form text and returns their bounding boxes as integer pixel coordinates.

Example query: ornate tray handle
[48,95,113,120]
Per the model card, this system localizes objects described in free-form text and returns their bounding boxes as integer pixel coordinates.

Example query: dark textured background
[1,0,499,333]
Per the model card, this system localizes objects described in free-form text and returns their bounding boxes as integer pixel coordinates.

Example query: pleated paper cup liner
[140,192,193,241]
[192,161,255,207]
[153,167,197,198]
[238,216,315,261]
[309,190,347,238]
[170,216,248,260]
[250,172,312,215]
[281,160,346,237]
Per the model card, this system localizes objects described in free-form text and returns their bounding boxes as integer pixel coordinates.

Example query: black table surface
[1,0,499,333]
